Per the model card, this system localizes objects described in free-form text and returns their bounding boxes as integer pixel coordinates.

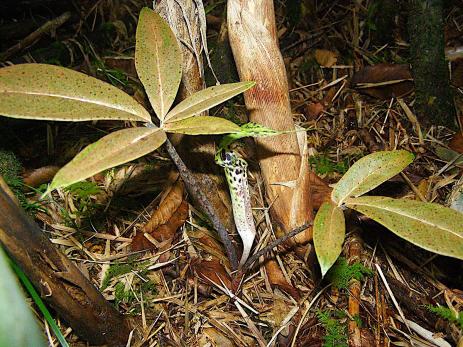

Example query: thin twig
[241,222,312,273]
[1,12,72,61]
[164,139,239,269]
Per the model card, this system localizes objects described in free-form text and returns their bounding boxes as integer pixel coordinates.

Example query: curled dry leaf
[131,201,188,251]
[315,49,338,68]
[305,102,325,120]
[265,260,299,300]
[132,180,188,251]
[187,229,229,265]
[351,63,414,99]
[303,86,337,120]
[190,258,232,290]
[23,166,60,188]
[145,180,184,232]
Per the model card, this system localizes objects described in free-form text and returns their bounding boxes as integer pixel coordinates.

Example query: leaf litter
[2,1,463,346]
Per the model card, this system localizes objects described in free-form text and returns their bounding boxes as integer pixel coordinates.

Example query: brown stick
[240,222,312,274]
[227,0,313,243]
[0,182,131,346]
[1,12,71,61]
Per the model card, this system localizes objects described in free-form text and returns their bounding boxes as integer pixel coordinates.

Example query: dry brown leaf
[303,85,337,121]
[304,102,325,120]
[132,179,188,251]
[199,327,235,347]
[22,166,60,188]
[315,49,338,68]
[449,132,463,153]
[191,258,232,290]
[351,63,414,99]
[309,171,332,210]
[196,235,229,264]
[145,179,184,232]
[416,179,430,201]
[265,260,299,300]
[132,200,188,251]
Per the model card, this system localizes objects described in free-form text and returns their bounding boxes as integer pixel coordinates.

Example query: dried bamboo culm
[227,0,313,243]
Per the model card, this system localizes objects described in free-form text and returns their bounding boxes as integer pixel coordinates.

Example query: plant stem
[240,222,312,273]
[164,139,239,269]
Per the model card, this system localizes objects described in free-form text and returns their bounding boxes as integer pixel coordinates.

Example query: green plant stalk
[10,259,69,347]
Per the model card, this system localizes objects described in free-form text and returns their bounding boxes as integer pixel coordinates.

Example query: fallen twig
[241,222,312,273]
[1,12,71,61]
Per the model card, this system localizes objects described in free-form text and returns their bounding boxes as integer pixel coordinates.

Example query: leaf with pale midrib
[164,82,255,123]
[0,64,151,122]
[135,8,182,121]
[313,201,346,277]
[164,116,241,135]
[331,150,414,205]
[50,127,166,190]
[346,196,463,260]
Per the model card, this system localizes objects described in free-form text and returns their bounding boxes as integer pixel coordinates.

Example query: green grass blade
[10,258,70,347]
[0,247,47,347]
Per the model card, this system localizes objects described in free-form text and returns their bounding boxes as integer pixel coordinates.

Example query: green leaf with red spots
[50,127,166,190]
[135,7,182,121]
[345,196,463,260]
[164,82,255,123]
[313,201,346,277]
[163,116,241,135]
[331,150,414,205]
[0,64,151,122]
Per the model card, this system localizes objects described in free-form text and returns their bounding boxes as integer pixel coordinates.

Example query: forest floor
[1,0,463,346]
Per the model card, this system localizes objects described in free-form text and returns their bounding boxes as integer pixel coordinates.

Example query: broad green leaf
[345,196,463,260]
[163,116,241,135]
[50,127,166,190]
[0,64,151,122]
[313,201,346,277]
[218,122,281,150]
[0,248,46,347]
[135,7,182,120]
[164,82,255,123]
[331,150,414,205]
